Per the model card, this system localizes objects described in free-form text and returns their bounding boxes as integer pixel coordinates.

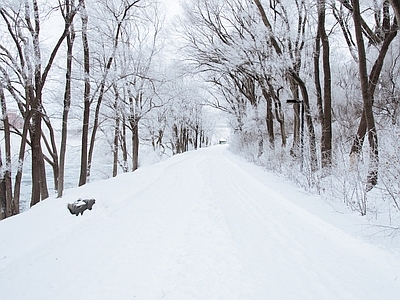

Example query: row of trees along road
[180,0,400,216]
[1,0,400,221]
[0,0,214,220]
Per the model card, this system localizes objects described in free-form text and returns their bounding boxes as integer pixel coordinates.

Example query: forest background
[1,0,400,234]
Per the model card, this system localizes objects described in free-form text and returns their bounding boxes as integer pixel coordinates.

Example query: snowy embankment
[1,145,400,299]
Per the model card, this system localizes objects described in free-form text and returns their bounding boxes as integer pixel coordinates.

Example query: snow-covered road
[1,146,399,299]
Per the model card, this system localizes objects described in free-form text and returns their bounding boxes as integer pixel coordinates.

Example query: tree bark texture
[0,85,14,217]
[351,0,379,191]
[318,0,332,168]
[113,84,120,177]
[79,0,91,186]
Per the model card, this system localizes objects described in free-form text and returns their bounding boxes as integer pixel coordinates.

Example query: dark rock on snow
[67,198,96,216]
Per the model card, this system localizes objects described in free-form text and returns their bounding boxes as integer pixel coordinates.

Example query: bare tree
[0,1,79,207]
[317,0,332,168]
[112,83,121,177]
[0,145,5,219]
[78,0,91,186]
[252,0,318,171]
[58,0,76,197]
[181,0,286,155]
[0,84,13,218]
[116,3,164,172]
[349,0,398,192]
[86,1,142,178]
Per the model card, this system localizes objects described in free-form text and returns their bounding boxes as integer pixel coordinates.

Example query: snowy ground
[1,145,400,299]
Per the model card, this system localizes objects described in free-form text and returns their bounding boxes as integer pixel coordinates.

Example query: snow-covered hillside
[1,145,399,299]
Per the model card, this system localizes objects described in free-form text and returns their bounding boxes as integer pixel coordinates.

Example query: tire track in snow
[91,148,246,299]
[203,146,400,300]
[1,146,400,300]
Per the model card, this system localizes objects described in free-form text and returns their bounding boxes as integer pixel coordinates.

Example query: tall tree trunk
[113,116,120,177]
[350,19,398,155]
[351,0,379,191]
[30,102,47,207]
[180,126,185,153]
[132,118,139,171]
[319,0,332,168]
[42,116,59,191]
[289,78,301,156]
[86,1,137,180]
[268,84,286,147]
[275,109,286,147]
[173,124,179,154]
[28,0,75,205]
[289,71,319,171]
[314,19,323,124]
[128,91,141,171]
[30,75,49,206]
[79,0,91,186]
[87,91,103,180]
[112,84,120,177]
[28,0,48,207]
[30,91,49,207]
[0,85,13,217]
[0,147,5,220]
[13,110,32,214]
[350,0,397,190]
[194,124,199,150]
[185,128,190,152]
[260,82,275,148]
[157,129,164,149]
[58,0,76,197]
[121,115,128,172]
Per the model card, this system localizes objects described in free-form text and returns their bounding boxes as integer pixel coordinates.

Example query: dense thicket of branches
[180,0,400,218]
[1,0,400,224]
[0,0,214,219]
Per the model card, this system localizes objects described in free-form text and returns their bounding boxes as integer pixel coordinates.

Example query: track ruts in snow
[0,146,400,299]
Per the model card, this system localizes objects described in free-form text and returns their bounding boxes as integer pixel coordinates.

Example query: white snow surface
[1,145,400,299]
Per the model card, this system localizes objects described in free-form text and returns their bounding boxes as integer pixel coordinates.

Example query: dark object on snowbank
[67,199,96,216]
